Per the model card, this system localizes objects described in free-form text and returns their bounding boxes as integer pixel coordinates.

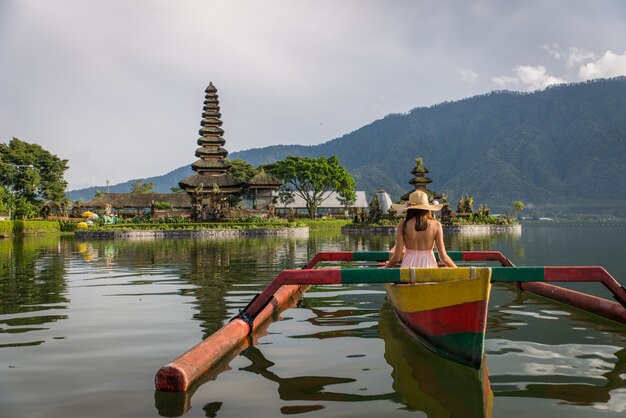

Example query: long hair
[403,209,432,234]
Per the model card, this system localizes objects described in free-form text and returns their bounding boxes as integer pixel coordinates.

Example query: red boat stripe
[395,300,488,336]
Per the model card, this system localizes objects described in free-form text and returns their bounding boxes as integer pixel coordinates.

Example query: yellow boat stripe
[387,268,491,312]
[398,267,485,283]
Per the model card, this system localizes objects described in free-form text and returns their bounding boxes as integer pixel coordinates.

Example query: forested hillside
[70,77,626,215]
[231,77,626,214]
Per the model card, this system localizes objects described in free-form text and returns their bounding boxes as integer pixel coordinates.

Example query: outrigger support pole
[304,251,626,323]
[156,251,626,392]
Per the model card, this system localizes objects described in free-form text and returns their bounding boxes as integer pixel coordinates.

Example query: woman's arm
[434,221,457,267]
[386,222,405,268]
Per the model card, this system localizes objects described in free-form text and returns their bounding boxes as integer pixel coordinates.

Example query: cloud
[492,75,519,87]
[457,68,479,83]
[566,47,596,68]
[542,43,561,60]
[492,65,565,90]
[578,50,626,79]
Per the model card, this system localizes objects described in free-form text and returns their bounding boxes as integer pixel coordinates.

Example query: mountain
[69,77,626,215]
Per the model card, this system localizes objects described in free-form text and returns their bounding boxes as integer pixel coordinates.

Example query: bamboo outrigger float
[155,251,626,392]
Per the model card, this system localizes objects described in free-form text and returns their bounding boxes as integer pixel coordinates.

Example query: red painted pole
[304,251,354,269]
[520,282,626,324]
[462,251,514,266]
[155,283,303,392]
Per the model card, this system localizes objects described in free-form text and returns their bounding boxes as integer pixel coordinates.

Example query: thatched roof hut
[82,193,191,209]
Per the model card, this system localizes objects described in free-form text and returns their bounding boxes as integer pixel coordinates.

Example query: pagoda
[401,158,434,200]
[179,83,245,220]
[399,157,451,221]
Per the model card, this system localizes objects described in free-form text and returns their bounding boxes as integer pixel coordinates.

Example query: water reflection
[0,236,70,348]
[70,237,314,337]
[3,227,626,418]
[213,300,492,418]
[379,301,493,417]
[240,346,397,404]
[448,231,524,257]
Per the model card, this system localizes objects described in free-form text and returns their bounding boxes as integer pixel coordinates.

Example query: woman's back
[402,218,439,251]
[385,190,457,268]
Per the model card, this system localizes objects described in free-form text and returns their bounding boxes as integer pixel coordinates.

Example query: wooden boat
[384,266,492,369]
[156,250,626,392]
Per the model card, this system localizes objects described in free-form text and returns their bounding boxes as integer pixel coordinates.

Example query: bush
[2,220,61,235]
[0,220,12,236]
[92,220,304,231]
[152,201,173,210]
[299,219,352,231]
[58,220,80,232]
[347,218,398,228]
[21,220,61,234]
[452,214,514,225]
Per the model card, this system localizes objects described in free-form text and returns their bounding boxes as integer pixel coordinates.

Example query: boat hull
[385,267,492,369]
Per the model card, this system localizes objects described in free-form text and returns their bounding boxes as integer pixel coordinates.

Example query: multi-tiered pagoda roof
[179,83,244,191]
[401,157,434,201]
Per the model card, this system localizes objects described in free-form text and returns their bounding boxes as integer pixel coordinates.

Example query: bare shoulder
[428,219,443,232]
[428,219,442,227]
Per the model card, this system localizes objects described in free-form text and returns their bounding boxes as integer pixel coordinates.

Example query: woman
[386,190,457,268]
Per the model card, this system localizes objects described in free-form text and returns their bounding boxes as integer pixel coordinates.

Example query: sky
[1,0,626,191]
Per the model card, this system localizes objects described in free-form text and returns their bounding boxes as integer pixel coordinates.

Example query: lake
[1,224,625,417]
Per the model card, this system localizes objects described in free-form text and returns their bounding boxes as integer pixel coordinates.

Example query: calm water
[1,225,625,418]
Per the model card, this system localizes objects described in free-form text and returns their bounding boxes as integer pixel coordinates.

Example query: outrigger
[155,250,626,392]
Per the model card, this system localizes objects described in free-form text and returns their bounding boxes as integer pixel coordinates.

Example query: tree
[275,186,295,209]
[367,192,382,223]
[510,200,525,219]
[456,193,474,214]
[227,158,258,182]
[337,189,356,216]
[0,138,69,218]
[337,178,357,217]
[130,180,155,194]
[223,159,259,208]
[265,156,356,219]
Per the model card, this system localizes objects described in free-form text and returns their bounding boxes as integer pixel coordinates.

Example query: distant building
[247,170,283,210]
[80,193,192,218]
[274,191,368,218]
[377,189,393,214]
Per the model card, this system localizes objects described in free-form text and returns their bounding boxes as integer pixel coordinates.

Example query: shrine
[400,157,451,222]
[179,83,247,220]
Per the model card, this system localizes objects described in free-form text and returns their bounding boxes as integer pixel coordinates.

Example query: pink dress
[400,249,437,268]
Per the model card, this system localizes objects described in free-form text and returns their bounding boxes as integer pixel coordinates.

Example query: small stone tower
[401,158,434,200]
[399,157,450,221]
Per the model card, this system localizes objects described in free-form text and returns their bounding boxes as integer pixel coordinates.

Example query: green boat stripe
[340,266,548,283]
[341,268,401,284]
[491,266,545,282]
[427,332,485,368]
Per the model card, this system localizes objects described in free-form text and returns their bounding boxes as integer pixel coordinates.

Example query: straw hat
[392,190,443,214]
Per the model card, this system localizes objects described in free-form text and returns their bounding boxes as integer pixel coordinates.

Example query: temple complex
[179,83,282,220]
